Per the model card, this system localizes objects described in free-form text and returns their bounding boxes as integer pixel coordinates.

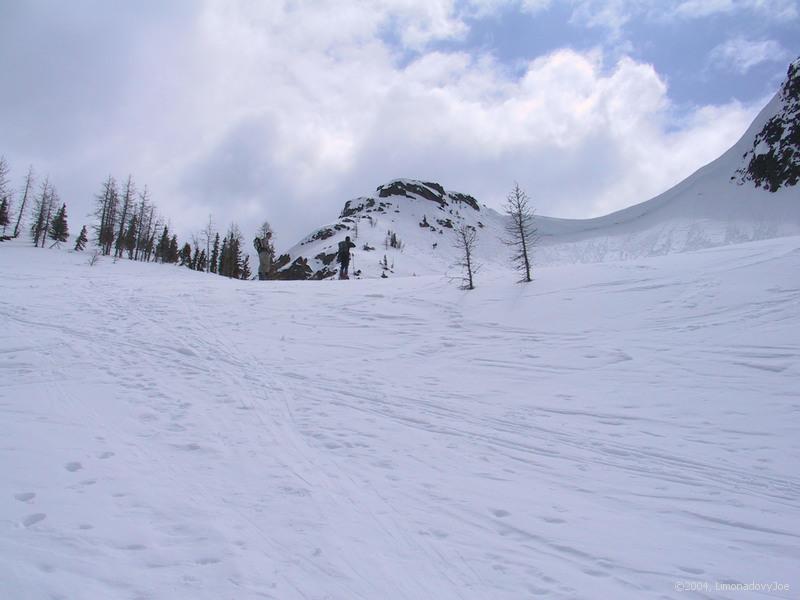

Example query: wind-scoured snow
[1,237,798,599]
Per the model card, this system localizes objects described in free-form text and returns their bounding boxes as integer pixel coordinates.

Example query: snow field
[1,237,798,599]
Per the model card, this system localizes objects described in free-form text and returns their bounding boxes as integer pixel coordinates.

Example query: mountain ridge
[275,58,800,279]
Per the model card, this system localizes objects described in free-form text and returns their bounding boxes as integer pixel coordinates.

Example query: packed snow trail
[1,238,798,599]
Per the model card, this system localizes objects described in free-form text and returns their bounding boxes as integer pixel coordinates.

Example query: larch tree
[0,197,9,235]
[202,214,215,273]
[94,176,119,255]
[114,176,134,258]
[452,224,479,290]
[13,166,35,238]
[30,178,51,247]
[502,182,537,283]
[39,187,57,247]
[0,157,10,234]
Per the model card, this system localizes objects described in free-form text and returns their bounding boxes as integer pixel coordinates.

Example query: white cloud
[676,0,798,19]
[0,1,768,245]
[709,37,790,73]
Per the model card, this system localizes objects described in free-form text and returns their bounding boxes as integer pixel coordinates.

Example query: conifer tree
[196,249,207,272]
[210,233,220,274]
[241,255,252,280]
[179,242,192,266]
[74,225,88,251]
[190,246,200,270]
[168,234,179,264]
[49,203,69,244]
[220,224,243,278]
[124,213,138,259]
[218,237,228,275]
[155,226,170,262]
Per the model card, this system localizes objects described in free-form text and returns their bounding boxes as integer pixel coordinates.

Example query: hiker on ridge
[337,236,356,280]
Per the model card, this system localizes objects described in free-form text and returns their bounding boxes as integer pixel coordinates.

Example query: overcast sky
[1,1,798,247]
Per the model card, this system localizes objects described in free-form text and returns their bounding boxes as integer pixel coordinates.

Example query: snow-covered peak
[274,179,505,280]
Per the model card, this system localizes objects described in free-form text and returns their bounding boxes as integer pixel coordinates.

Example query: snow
[1,237,798,599]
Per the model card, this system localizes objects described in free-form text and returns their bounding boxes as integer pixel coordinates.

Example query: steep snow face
[534,58,800,263]
[736,58,800,191]
[274,179,507,280]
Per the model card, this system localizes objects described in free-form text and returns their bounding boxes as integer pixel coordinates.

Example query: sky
[1,0,798,248]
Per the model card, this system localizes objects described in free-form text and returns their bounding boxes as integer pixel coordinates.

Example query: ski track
[1,237,799,599]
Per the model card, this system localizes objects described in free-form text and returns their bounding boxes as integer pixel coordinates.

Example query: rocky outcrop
[735,58,800,192]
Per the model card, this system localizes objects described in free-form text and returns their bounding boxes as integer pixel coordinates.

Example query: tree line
[0,156,264,280]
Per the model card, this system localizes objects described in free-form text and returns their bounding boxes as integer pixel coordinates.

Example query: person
[336,236,356,279]
[254,233,273,280]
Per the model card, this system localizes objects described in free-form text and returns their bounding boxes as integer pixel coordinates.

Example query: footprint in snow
[23,513,47,527]
[14,492,36,502]
[678,566,705,575]
[491,509,511,518]
[64,462,82,472]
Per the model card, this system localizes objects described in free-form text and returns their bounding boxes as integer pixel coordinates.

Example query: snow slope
[1,238,798,599]
[274,179,507,280]
[534,83,800,263]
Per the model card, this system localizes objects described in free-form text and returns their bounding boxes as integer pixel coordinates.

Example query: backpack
[336,240,349,263]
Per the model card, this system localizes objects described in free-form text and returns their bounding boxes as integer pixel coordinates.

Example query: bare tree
[30,177,52,247]
[40,187,57,247]
[201,214,215,272]
[452,224,479,290]
[114,175,135,258]
[503,182,537,283]
[13,166,34,238]
[94,176,119,255]
[133,187,151,261]
[0,157,10,235]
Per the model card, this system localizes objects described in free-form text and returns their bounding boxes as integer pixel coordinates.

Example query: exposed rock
[449,192,480,211]
[735,58,800,191]
[436,218,454,229]
[310,227,335,242]
[271,256,314,280]
[377,180,446,206]
[315,251,337,266]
